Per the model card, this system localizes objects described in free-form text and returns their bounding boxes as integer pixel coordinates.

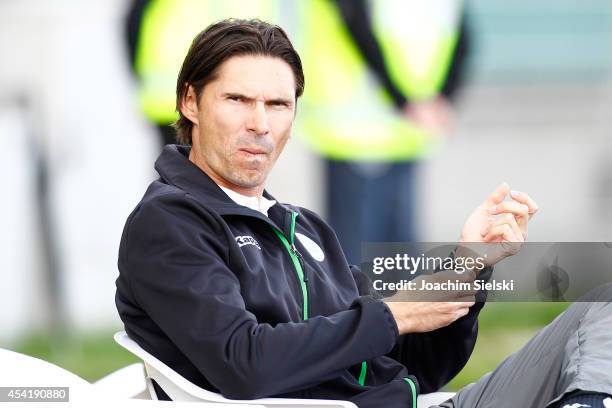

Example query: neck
[188,148,263,198]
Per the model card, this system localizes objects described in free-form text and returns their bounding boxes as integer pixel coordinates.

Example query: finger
[484,219,523,243]
[509,190,539,218]
[442,303,473,319]
[482,182,510,207]
[498,213,524,242]
[451,301,476,309]
[489,201,529,219]
[489,203,530,237]
[440,301,474,311]
[480,212,523,238]
[455,307,471,319]
[482,224,521,243]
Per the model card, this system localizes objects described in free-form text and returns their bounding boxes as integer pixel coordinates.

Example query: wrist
[384,301,413,335]
[454,244,488,272]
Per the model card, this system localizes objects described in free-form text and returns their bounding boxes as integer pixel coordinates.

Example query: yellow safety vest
[296,0,462,161]
[135,0,279,125]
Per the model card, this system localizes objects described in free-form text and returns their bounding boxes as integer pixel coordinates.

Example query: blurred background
[1,0,611,391]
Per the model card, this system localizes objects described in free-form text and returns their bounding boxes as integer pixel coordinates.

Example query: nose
[247,101,271,136]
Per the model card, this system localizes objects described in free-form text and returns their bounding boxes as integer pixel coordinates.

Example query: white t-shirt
[219,185,276,217]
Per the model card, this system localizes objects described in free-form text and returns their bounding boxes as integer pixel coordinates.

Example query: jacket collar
[154,145,296,236]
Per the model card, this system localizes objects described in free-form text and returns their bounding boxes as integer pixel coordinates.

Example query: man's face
[183,55,296,195]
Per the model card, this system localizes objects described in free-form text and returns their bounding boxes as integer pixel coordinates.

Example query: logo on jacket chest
[296,233,325,262]
[235,235,261,250]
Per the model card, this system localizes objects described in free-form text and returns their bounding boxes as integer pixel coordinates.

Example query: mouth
[239,147,268,156]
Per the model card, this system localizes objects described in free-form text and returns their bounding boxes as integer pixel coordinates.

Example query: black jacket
[116,145,485,407]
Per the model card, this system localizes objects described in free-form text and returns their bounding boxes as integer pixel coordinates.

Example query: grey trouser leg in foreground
[434,284,612,408]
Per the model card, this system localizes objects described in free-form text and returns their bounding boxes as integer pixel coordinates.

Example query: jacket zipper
[273,212,367,385]
[271,211,309,320]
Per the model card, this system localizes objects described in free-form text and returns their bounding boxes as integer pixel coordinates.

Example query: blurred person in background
[0,1,155,345]
[297,0,471,265]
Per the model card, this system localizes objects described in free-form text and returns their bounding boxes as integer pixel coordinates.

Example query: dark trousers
[326,160,417,266]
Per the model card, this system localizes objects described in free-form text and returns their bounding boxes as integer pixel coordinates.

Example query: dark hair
[173,18,305,145]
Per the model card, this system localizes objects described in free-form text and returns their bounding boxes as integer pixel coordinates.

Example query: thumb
[483,182,510,207]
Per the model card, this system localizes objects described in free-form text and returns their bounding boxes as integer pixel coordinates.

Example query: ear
[179,84,200,126]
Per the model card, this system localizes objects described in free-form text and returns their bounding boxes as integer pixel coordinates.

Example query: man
[116,19,612,408]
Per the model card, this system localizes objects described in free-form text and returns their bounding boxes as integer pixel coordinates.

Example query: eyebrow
[222,92,294,106]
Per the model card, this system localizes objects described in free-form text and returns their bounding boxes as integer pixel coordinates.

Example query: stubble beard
[218,154,269,190]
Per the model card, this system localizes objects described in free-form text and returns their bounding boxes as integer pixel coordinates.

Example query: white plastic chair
[115,331,356,407]
[0,346,269,408]
[93,362,148,399]
[0,347,146,401]
[114,331,455,408]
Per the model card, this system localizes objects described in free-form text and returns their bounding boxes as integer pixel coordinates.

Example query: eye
[228,95,243,102]
[269,100,290,108]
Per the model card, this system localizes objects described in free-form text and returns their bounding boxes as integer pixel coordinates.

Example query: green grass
[477,302,570,330]
[3,303,570,388]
